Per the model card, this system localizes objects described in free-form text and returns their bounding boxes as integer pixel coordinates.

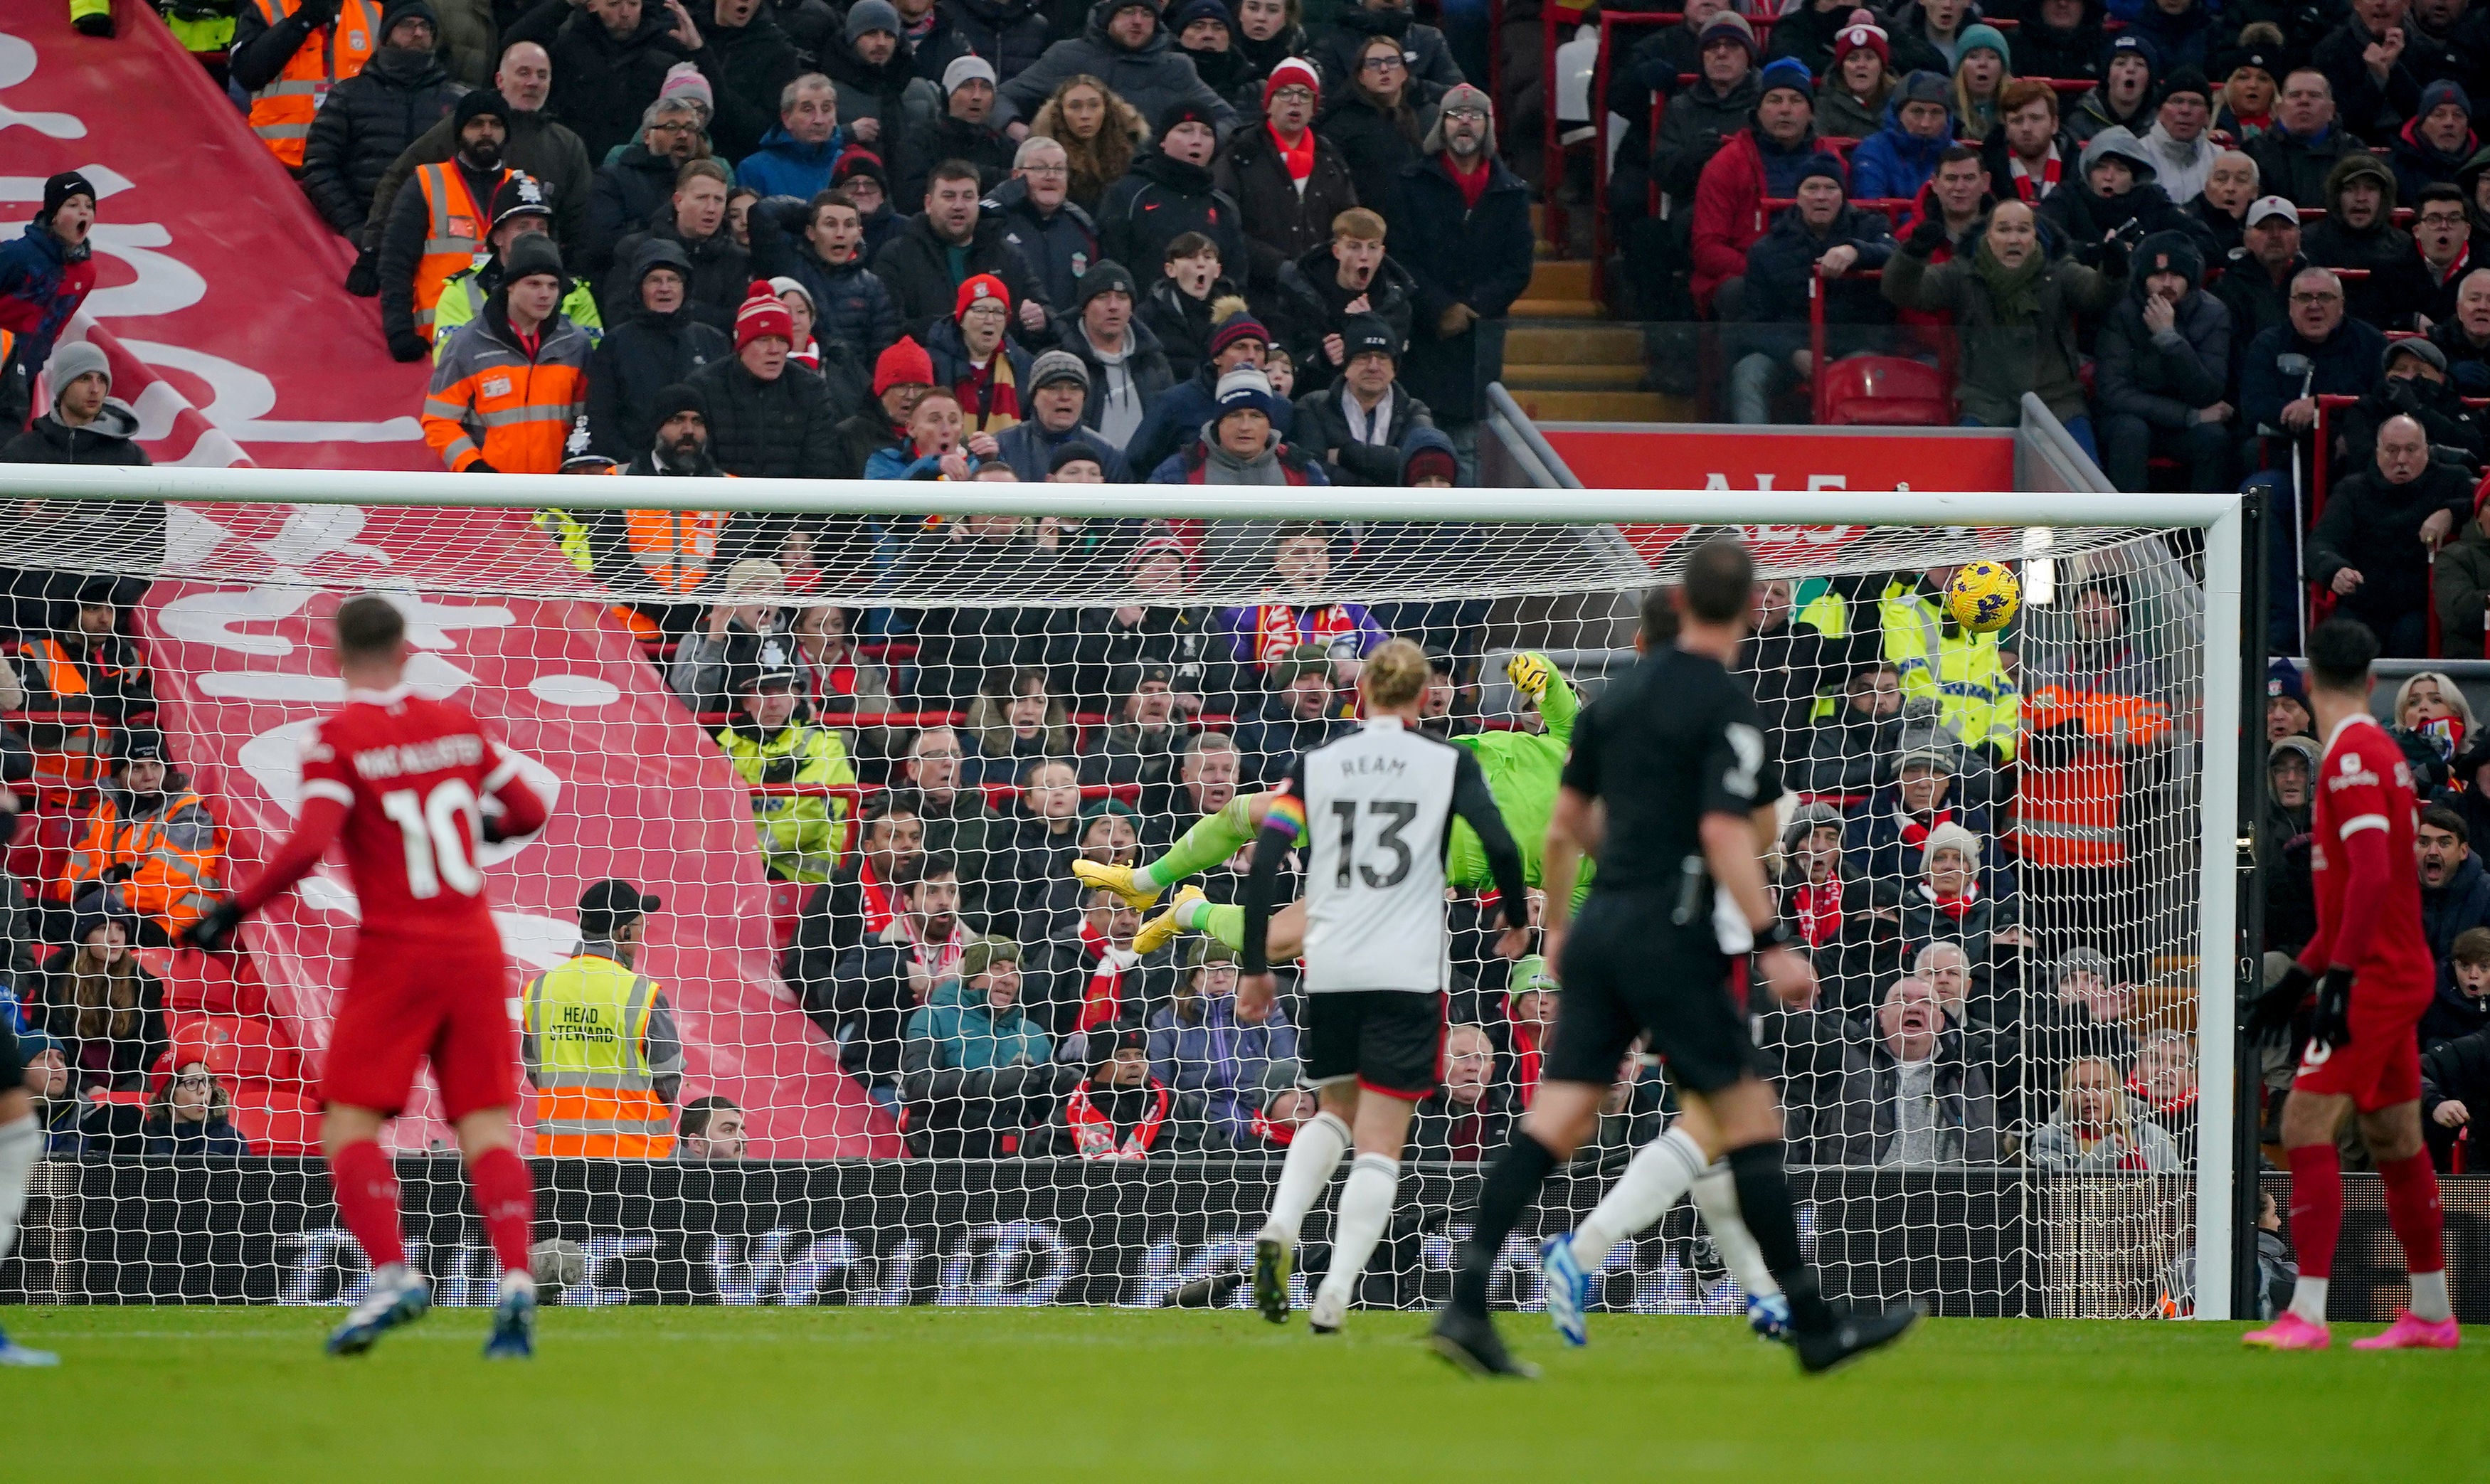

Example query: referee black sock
[1725,1141,1833,1334]
[1451,1130,1561,1316]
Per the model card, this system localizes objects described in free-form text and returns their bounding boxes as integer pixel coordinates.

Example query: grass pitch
[6,1305,2472,1480]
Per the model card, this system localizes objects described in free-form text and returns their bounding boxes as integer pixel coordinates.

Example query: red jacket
[1691,131,1849,314]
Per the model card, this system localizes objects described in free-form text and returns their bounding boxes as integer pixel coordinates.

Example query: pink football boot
[2242,1312,2331,1350]
[2351,1312,2461,1350]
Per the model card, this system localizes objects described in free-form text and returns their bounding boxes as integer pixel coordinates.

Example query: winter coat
[2312,11,2423,147]
[941,0,1053,82]
[985,176,1098,314]
[1315,83,1441,226]
[1059,316,1175,435]
[2374,239,2486,334]
[1138,275,1229,383]
[992,416,1135,481]
[0,211,96,396]
[2027,1117,2180,1172]
[364,107,595,257]
[1766,0,1865,75]
[502,0,711,164]
[1606,22,1714,216]
[870,210,1047,343]
[2246,124,2356,208]
[894,112,1017,204]
[746,196,904,359]
[1269,242,1417,393]
[736,124,856,203]
[1813,80,1892,143]
[604,210,754,336]
[1692,127,1844,314]
[2422,849,2490,1039]
[2238,317,2390,430]
[1148,994,1298,1146]
[700,6,807,162]
[995,0,1238,132]
[924,316,1036,428]
[795,937,923,1083]
[1305,5,1466,93]
[300,46,466,237]
[1097,148,1249,295]
[1880,0,1982,75]
[0,403,150,467]
[2431,312,2490,396]
[1789,697,1958,795]
[582,145,685,283]
[2212,250,2311,391]
[822,36,945,139]
[1739,203,1898,364]
[585,302,733,460]
[1842,785,2012,900]
[2126,0,2217,71]
[2391,115,2479,204]
[1848,98,1956,203]
[2306,461,2477,632]
[1826,1022,2003,1166]
[1214,122,1361,295]
[906,977,1054,1071]
[2095,284,2230,429]
[1880,236,2125,425]
[2010,9,2109,85]
[142,1115,253,1159]
[2433,515,2490,659]
[1291,377,1434,484]
[1124,356,1298,474]
[2335,369,2486,475]
[2187,193,2246,259]
[687,354,847,478]
[2421,1026,2490,1133]
[2066,82,2156,146]
[2040,180,2216,265]
[2306,160,2412,323]
[1233,690,1355,785]
[2139,123,2218,205]
[1385,151,1534,422]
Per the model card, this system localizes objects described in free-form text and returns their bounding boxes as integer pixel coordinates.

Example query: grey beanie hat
[2055,944,2114,983]
[847,0,901,40]
[46,341,109,403]
[1029,349,1091,391]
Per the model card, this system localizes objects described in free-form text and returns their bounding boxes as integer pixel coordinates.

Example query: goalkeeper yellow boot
[1506,650,1555,701]
[1071,858,1162,911]
[1132,885,1204,957]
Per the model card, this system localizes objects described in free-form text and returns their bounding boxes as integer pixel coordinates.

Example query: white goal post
[0,466,2244,1321]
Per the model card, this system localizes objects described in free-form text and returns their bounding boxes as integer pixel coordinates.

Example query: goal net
[0,472,2240,1322]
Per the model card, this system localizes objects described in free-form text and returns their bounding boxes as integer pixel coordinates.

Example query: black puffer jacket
[1214,120,1360,295]
[701,6,806,161]
[1098,147,1249,291]
[746,197,905,359]
[603,209,753,336]
[1269,240,1416,393]
[941,0,1051,82]
[584,145,687,282]
[689,355,845,479]
[870,210,1046,343]
[504,0,709,164]
[1305,5,1466,92]
[894,112,1017,205]
[300,46,465,237]
[586,243,733,458]
[1315,81,1440,224]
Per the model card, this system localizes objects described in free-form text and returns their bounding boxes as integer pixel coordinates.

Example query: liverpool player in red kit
[186,595,551,1359]
[2244,621,2458,1351]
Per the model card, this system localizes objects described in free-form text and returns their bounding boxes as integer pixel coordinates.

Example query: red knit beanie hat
[735,281,795,350]
[874,336,936,395]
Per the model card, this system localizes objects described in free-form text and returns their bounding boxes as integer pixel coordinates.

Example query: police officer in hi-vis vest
[522,880,684,1157]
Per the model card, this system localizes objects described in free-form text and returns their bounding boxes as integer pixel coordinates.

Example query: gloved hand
[762,755,802,785]
[184,899,245,953]
[466,459,499,474]
[293,0,340,29]
[1905,215,1951,257]
[388,330,428,362]
[2243,960,2311,1046]
[2309,965,2356,1051]
[1506,650,1554,700]
[101,862,135,884]
[345,246,378,297]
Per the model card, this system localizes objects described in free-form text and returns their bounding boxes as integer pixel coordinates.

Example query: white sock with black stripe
[1315,1152,1400,1309]
[1690,1159,1781,1297]
[1261,1109,1350,1246]
[0,1115,38,1262]
[1568,1125,1710,1266]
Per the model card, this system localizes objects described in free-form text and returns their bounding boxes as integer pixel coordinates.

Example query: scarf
[2008,147,2062,201]
[790,336,820,371]
[1445,150,1490,210]
[1506,1012,1544,1109]
[955,349,1020,432]
[1077,918,1141,1031]
[1248,601,1367,667]
[1972,236,2045,322]
[1917,878,1981,919]
[1271,121,1315,188]
[1251,1107,1298,1145]
[894,911,970,981]
[1794,871,1843,947]
[1895,806,1958,852]
[1066,1081,1170,1159]
[857,857,896,933]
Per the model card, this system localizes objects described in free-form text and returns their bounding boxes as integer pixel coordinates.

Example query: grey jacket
[2028,1117,2181,1172]
[1881,240,2126,425]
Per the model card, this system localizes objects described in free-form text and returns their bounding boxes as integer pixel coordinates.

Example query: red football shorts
[322,937,518,1122]
[2292,982,2430,1113]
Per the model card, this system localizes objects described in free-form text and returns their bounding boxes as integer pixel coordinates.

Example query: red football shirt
[2307,714,2434,1005]
[239,684,546,943]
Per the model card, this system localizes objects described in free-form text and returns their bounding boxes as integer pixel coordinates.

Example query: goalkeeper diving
[1071,652,1794,1341]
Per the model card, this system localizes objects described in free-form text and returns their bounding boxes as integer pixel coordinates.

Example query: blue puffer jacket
[746,196,904,361]
[1846,96,1956,203]
[0,209,96,396]
[735,125,854,201]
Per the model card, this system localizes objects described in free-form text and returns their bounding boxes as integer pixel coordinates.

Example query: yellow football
[1946,561,2021,633]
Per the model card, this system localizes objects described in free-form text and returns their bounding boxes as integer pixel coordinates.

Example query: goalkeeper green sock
[1178,899,1246,951]
[1133,795,1259,893]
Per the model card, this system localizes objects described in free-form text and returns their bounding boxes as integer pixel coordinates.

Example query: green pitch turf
[5,1305,2473,1480]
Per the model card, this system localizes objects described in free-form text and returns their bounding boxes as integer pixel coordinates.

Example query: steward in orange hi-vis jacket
[420,233,590,474]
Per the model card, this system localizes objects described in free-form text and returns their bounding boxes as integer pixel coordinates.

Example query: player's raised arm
[183,745,353,952]
[480,741,551,844]
[1449,748,1530,956]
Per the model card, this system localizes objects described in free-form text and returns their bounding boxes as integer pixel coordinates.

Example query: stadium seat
[768,879,807,951]
[1817,356,1954,426]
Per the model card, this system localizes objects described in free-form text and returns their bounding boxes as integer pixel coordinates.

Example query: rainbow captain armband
[1261,793,1307,844]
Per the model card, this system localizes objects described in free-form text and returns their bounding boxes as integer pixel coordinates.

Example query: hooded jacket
[583,243,733,458]
[746,196,904,359]
[822,30,945,134]
[1059,314,1176,437]
[364,106,595,258]
[895,110,1017,204]
[300,43,467,236]
[1880,228,2126,426]
[2096,233,2231,429]
[699,4,805,161]
[941,0,1052,81]
[2312,8,2424,147]
[905,975,1056,1071]
[0,207,97,390]
[1125,351,1296,472]
[2391,113,2479,203]
[2307,458,2478,630]
[993,414,1135,480]
[687,354,846,478]
[2421,849,2490,1039]
[2245,119,2356,208]
[995,0,1239,131]
[2038,129,2217,260]
[1270,242,1419,393]
[2139,120,2218,205]
[2238,314,2389,430]
[0,401,149,467]
[604,206,755,337]
[2304,153,2412,323]
[1305,3,1466,93]
[1848,95,1956,203]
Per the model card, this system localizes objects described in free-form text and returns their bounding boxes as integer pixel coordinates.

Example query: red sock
[328,1139,407,1270]
[467,1146,536,1276]
[2286,1142,2343,1281]
[2376,1150,2447,1276]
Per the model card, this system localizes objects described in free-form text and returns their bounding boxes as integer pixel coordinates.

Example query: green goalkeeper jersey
[1446,662,1590,894]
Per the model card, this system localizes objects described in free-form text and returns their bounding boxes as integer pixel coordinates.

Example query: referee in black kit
[1429,536,1919,1378]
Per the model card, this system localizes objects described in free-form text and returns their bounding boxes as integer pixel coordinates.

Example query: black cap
[1110,661,1176,696]
[1076,259,1137,309]
[114,727,166,765]
[502,232,563,283]
[42,171,95,221]
[1341,314,1396,361]
[578,879,661,936]
[738,662,803,694]
[1049,437,1106,473]
[74,574,118,606]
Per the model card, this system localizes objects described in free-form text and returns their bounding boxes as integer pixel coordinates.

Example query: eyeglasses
[2288,291,2343,304]
[1021,164,1069,178]
[1445,106,1488,122]
[1270,85,1315,103]
[648,120,699,134]
[2418,212,2468,228]
[1359,55,1405,72]
[914,747,963,761]
[962,300,1008,317]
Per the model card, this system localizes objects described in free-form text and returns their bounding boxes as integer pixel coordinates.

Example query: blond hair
[1332,206,1387,242]
[1362,637,1431,709]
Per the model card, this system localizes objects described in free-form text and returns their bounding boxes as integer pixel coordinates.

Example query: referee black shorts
[1301,990,1444,1101]
[0,1019,22,1096]
[1543,887,1756,1095]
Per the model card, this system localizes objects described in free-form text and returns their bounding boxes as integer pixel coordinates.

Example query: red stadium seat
[1817,356,1955,425]
[768,879,807,951]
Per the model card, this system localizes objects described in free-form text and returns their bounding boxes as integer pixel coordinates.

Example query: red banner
[4,3,432,469]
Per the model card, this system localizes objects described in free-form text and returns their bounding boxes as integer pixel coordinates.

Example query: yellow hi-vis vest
[1877,578,2020,762]
[523,953,674,1157]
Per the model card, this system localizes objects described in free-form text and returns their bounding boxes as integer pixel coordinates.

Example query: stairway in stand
[1496,244,1697,423]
